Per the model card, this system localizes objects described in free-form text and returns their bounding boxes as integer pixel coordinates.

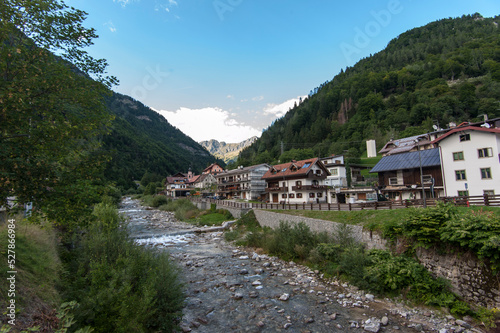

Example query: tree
[0,0,117,223]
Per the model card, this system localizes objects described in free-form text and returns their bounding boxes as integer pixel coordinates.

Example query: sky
[69,0,499,143]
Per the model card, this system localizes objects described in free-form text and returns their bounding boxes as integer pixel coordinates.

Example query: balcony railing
[292,185,329,191]
[265,186,288,192]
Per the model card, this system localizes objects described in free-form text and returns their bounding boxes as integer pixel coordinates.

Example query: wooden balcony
[265,186,288,192]
[292,185,328,191]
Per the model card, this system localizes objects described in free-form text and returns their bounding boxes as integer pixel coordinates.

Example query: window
[459,133,470,142]
[389,177,398,185]
[295,181,302,186]
[315,169,321,175]
[309,193,315,198]
[317,193,323,198]
[478,147,493,158]
[455,170,466,181]
[452,151,464,161]
[480,168,492,179]
[330,168,339,176]
[289,193,295,198]
[297,193,303,198]
[302,163,311,169]
[484,190,495,196]
[282,194,287,199]
[422,175,433,183]
[458,190,469,196]
[282,182,286,187]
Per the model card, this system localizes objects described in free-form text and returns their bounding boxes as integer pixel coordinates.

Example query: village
[165,117,500,207]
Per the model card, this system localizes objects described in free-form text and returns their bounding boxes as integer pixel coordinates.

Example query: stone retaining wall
[252,209,499,309]
[252,210,387,250]
[416,247,500,309]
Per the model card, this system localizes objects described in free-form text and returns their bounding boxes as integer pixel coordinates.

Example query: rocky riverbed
[120,197,486,333]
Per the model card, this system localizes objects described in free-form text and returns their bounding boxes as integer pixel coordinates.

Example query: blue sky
[69,0,499,142]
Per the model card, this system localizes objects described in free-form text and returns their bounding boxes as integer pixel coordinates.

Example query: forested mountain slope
[102,93,219,189]
[238,14,500,166]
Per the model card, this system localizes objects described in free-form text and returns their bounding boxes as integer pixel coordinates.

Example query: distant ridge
[200,136,258,163]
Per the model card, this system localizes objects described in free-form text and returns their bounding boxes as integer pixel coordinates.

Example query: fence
[190,194,500,212]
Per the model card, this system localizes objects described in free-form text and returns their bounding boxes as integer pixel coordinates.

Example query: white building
[320,155,347,188]
[431,122,500,197]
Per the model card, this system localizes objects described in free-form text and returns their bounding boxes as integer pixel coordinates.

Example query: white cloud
[252,95,264,101]
[157,107,261,143]
[262,96,306,118]
[113,0,135,8]
[105,21,117,33]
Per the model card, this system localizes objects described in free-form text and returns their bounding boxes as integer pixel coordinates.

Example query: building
[165,169,197,197]
[431,120,500,197]
[262,158,330,204]
[202,163,224,175]
[215,164,269,200]
[371,147,444,201]
[192,173,217,195]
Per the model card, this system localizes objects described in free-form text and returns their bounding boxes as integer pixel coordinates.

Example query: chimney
[366,140,377,158]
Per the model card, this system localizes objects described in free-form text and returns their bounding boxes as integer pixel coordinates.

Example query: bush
[151,195,169,208]
[62,203,184,332]
[440,209,500,272]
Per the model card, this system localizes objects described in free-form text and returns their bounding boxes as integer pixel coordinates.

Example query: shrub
[63,203,184,332]
[440,209,500,272]
[151,195,169,208]
[401,203,457,246]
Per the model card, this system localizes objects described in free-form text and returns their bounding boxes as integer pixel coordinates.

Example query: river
[119,197,472,333]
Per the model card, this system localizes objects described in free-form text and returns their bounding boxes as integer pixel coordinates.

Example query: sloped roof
[431,126,500,144]
[215,163,269,177]
[379,134,430,155]
[370,148,441,173]
[262,158,328,180]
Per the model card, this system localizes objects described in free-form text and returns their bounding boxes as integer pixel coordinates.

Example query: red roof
[262,157,327,180]
[431,126,500,144]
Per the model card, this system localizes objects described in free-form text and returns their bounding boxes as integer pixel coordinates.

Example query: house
[165,168,197,197]
[261,158,330,204]
[192,173,217,195]
[202,163,224,176]
[431,119,500,197]
[215,164,269,200]
[320,154,378,203]
[370,147,444,201]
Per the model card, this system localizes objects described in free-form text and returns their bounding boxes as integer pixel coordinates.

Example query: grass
[0,216,61,330]
[268,205,500,230]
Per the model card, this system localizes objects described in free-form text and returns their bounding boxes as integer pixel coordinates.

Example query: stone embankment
[120,198,488,333]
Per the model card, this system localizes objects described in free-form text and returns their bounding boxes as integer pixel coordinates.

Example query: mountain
[238,14,500,166]
[200,136,258,163]
[102,92,220,189]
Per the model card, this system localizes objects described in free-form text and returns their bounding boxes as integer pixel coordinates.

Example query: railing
[189,194,500,212]
[265,187,288,192]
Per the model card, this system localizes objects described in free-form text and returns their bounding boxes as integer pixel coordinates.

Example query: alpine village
[1,2,500,333]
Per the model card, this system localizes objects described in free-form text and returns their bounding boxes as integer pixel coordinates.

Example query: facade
[165,169,197,197]
[203,163,224,175]
[320,155,347,188]
[262,158,330,204]
[431,123,500,197]
[215,164,269,200]
[370,148,444,201]
[192,173,217,194]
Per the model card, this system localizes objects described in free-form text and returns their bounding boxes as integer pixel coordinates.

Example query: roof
[370,148,441,173]
[431,126,500,144]
[215,163,269,177]
[262,158,328,180]
[203,163,223,173]
[378,134,430,155]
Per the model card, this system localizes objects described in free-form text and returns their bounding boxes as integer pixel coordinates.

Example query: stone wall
[192,201,250,219]
[416,247,500,309]
[252,209,499,309]
[252,210,387,250]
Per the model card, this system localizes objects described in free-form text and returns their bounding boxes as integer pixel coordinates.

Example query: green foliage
[151,195,169,208]
[63,203,184,332]
[239,14,500,165]
[102,93,218,189]
[440,209,500,271]
[0,0,116,226]
[401,203,457,246]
